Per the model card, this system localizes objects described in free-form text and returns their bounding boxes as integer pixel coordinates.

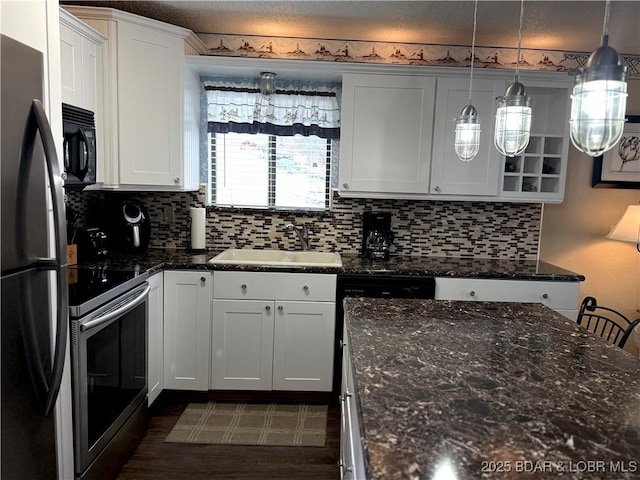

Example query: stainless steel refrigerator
[1,34,69,479]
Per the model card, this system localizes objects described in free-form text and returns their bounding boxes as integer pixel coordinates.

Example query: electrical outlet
[163,206,175,224]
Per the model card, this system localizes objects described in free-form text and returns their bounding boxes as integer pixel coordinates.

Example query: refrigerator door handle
[18,99,69,417]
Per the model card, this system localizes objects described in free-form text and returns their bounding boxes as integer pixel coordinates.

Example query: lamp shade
[569,37,627,157]
[494,80,532,157]
[454,104,481,162]
[606,205,640,244]
[259,72,276,97]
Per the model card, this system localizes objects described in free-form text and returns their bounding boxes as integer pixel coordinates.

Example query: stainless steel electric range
[68,266,150,480]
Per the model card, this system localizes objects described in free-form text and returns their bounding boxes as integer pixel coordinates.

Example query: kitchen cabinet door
[339,73,436,196]
[147,272,164,405]
[59,10,103,112]
[272,301,335,391]
[163,271,211,390]
[211,299,274,390]
[430,77,505,196]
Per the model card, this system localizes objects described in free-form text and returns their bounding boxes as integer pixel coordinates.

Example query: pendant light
[454,0,481,162]
[259,72,277,97]
[494,0,532,158]
[569,0,627,157]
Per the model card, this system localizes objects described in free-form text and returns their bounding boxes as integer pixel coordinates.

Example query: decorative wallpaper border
[199,34,640,78]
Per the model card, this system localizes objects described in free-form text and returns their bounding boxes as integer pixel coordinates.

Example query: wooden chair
[577,296,640,348]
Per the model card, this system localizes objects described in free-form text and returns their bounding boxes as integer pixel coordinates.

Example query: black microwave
[62,103,96,190]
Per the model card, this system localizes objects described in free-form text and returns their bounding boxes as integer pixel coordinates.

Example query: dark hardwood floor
[115,391,341,480]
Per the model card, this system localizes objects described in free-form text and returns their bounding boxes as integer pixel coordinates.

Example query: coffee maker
[363,211,394,260]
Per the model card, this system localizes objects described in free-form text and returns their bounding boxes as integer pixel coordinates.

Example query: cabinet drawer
[435,277,580,310]
[213,271,337,302]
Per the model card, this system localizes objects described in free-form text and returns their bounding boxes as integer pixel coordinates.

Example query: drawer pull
[241,284,247,290]
[278,305,283,311]
[265,305,271,312]
[469,290,476,297]
[200,276,206,283]
[542,293,549,299]
[303,285,309,292]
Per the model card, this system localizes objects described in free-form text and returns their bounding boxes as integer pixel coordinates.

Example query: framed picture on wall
[592,115,640,189]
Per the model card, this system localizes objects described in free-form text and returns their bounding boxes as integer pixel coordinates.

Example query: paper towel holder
[188,206,208,253]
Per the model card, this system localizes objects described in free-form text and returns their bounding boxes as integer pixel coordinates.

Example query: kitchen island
[343,298,640,479]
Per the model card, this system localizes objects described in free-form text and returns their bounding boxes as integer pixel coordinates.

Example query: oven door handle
[80,283,150,333]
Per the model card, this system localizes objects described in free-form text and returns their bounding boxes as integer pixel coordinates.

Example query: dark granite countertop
[345,298,640,479]
[77,249,585,281]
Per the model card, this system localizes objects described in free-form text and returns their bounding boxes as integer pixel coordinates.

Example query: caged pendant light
[454,0,481,162]
[494,0,532,158]
[569,0,627,157]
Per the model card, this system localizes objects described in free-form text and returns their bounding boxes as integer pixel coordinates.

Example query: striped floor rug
[164,401,328,447]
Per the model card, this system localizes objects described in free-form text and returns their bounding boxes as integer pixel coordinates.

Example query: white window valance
[205,84,340,139]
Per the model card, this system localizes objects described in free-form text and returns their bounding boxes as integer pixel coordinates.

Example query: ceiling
[62,1,640,56]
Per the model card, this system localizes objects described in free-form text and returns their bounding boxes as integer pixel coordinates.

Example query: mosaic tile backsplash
[66,188,541,260]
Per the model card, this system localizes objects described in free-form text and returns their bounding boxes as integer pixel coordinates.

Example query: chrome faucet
[286,223,310,251]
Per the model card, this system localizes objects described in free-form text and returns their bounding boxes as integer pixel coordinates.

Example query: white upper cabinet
[339,73,436,196]
[62,6,203,191]
[59,9,104,112]
[430,76,506,196]
[336,67,571,203]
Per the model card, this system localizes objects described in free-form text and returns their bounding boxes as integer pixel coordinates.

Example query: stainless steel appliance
[69,266,150,480]
[362,211,394,260]
[1,34,69,479]
[62,103,97,190]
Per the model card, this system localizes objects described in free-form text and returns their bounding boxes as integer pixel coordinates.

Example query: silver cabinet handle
[265,305,271,311]
[277,305,283,311]
[241,284,247,290]
[200,276,206,283]
[174,177,180,183]
[342,182,349,189]
[542,293,549,299]
[469,290,476,297]
[434,185,441,192]
[303,285,309,292]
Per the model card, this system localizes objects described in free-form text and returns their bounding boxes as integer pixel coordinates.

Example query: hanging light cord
[602,0,611,40]
[467,0,478,105]
[515,0,525,80]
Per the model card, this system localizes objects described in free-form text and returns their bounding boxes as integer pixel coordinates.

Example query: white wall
[540,79,640,354]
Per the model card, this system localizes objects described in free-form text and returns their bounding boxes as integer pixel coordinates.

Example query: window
[209,132,331,210]
[204,80,340,211]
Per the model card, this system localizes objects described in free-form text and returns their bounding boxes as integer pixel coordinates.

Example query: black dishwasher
[333,274,436,395]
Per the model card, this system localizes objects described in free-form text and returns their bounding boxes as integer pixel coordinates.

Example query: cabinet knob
[277,305,283,311]
[542,293,549,299]
[434,185,441,193]
[265,305,271,312]
[469,290,476,297]
[174,177,180,183]
[241,284,247,290]
[339,340,347,349]
[303,285,309,292]
[200,276,206,283]
[61,171,68,181]
[344,389,352,398]
[342,182,349,189]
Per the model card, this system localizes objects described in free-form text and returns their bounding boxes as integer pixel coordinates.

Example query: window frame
[208,132,332,211]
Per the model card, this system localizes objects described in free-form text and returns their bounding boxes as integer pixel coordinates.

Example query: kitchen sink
[208,248,342,268]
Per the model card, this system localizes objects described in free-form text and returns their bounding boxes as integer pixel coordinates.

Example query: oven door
[71,282,150,475]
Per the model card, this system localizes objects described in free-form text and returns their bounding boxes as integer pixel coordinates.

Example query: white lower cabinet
[211,299,274,390]
[163,271,212,390]
[435,277,581,320]
[212,271,336,392]
[147,272,164,405]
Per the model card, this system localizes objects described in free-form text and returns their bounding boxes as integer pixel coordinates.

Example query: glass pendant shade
[569,37,627,157]
[494,80,532,157]
[259,72,277,97]
[454,104,481,162]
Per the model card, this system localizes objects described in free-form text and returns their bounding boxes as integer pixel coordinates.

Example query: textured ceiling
[62,1,640,55]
